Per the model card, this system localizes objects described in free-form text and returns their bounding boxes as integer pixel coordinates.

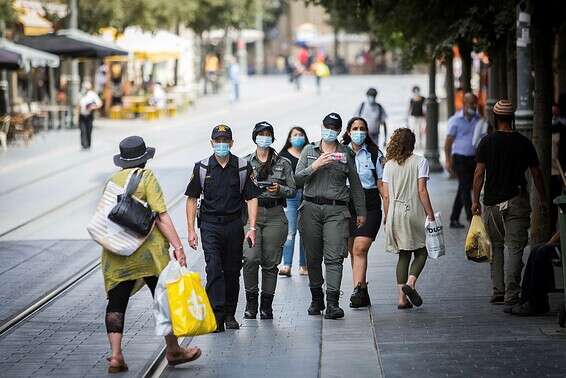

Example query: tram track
[0,191,187,338]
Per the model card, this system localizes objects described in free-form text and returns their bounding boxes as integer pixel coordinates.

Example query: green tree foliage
[0,0,17,29]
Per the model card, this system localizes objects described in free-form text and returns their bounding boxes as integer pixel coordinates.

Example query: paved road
[0,75,565,378]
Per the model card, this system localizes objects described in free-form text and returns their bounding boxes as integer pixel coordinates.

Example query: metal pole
[425,56,442,172]
[515,3,533,139]
[254,0,264,75]
[0,20,9,115]
[68,0,79,128]
[486,54,500,128]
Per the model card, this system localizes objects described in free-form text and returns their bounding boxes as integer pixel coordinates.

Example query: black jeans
[521,243,559,311]
[79,113,94,149]
[451,154,476,222]
[200,218,245,320]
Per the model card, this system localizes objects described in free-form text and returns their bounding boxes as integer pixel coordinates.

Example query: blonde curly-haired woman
[382,128,435,310]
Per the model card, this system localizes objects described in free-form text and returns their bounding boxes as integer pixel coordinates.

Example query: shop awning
[0,38,60,70]
[116,28,183,62]
[18,29,128,58]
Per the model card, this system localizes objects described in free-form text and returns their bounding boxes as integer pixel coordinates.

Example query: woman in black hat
[103,136,201,373]
[242,122,296,320]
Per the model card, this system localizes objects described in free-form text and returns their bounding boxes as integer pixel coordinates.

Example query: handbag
[108,169,157,236]
[425,212,446,259]
[87,171,148,256]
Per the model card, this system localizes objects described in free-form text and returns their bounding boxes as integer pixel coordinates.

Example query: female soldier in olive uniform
[243,122,296,319]
[296,113,366,319]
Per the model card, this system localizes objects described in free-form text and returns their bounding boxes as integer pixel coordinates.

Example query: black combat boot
[259,292,274,319]
[224,314,240,329]
[244,291,259,319]
[324,290,344,319]
[307,287,325,315]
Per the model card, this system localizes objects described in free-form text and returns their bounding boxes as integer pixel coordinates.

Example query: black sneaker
[350,284,371,308]
[224,315,240,330]
[450,220,466,229]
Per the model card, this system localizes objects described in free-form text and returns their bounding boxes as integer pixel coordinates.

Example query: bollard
[553,195,566,327]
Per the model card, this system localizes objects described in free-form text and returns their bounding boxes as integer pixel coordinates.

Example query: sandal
[167,346,202,366]
[107,356,128,374]
[402,285,423,307]
[397,302,413,310]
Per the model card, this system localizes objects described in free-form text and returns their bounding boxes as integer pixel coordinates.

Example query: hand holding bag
[465,215,492,262]
[108,169,157,236]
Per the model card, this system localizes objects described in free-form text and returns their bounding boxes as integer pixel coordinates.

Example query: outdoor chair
[0,115,10,151]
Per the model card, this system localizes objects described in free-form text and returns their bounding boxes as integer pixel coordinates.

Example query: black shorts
[350,207,382,240]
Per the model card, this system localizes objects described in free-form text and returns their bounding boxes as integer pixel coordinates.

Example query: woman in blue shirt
[342,117,384,308]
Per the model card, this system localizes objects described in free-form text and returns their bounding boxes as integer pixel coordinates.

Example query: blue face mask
[213,142,230,158]
[351,130,367,145]
[290,135,306,148]
[255,135,273,149]
[321,127,339,143]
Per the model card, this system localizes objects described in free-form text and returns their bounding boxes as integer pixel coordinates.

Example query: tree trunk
[506,30,517,106]
[444,50,455,117]
[496,40,508,100]
[531,1,555,244]
[558,23,566,96]
[458,39,472,92]
[425,56,442,172]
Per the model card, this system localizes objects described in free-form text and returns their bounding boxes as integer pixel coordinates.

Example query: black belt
[304,196,347,206]
[258,198,286,208]
[199,212,241,224]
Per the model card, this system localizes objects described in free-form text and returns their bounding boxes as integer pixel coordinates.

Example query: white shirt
[79,90,102,116]
[382,155,429,183]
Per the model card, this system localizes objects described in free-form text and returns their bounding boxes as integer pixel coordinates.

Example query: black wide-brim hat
[113,136,156,168]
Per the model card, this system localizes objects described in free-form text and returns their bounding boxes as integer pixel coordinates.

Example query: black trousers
[79,113,94,149]
[200,218,245,320]
[105,276,158,333]
[451,154,476,222]
[521,243,559,311]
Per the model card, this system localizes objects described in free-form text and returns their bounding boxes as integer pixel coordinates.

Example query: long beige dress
[383,154,427,253]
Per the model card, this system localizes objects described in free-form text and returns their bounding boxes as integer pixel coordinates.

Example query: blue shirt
[447,110,480,157]
[351,143,383,189]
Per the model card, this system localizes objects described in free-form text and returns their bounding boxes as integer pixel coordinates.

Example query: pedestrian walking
[382,128,436,309]
[185,125,261,332]
[243,122,296,320]
[279,126,310,276]
[444,93,483,229]
[78,81,101,150]
[472,99,548,307]
[342,117,384,308]
[228,56,241,102]
[407,85,426,147]
[355,87,388,147]
[296,112,366,319]
[103,136,201,373]
[312,59,330,95]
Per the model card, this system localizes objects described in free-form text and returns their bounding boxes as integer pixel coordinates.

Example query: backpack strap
[198,158,210,191]
[237,157,248,193]
[357,102,364,116]
[369,149,384,184]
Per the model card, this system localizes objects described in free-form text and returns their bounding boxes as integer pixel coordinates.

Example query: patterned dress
[101,168,170,296]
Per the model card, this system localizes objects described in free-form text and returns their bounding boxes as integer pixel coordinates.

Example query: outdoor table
[123,96,147,117]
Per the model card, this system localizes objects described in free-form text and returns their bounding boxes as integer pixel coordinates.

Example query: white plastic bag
[425,212,445,259]
[153,260,182,336]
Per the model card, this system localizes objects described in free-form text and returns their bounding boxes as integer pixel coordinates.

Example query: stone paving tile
[0,239,100,324]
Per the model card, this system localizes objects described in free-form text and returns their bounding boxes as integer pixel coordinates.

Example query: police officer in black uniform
[185,124,260,332]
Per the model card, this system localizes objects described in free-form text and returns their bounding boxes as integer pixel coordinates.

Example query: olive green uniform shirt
[245,150,296,199]
[295,141,366,217]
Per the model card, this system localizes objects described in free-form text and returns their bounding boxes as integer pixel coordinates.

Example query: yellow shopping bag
[166,271,217,337]
[465,215,492,263]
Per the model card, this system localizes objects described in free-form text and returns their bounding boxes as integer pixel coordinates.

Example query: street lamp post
[68,0,79,128]
[254,0,264,75]
[425,56,442,172]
